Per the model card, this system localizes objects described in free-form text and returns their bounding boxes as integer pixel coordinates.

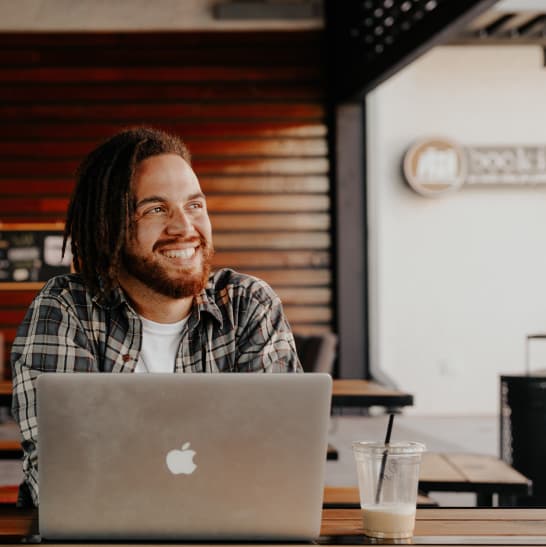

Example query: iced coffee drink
[361,502,416,539]
[352,441,425,539]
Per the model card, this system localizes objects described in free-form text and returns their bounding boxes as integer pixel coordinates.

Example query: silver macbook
[37,373,332,541]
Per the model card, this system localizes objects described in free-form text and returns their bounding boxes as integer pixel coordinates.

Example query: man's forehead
[131,154,202,197]
[134,153,193,176]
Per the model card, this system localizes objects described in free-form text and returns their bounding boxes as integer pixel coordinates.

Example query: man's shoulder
[207,268,279,305]
[37,273,94,307]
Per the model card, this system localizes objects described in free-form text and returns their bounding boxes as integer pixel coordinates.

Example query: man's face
[121,153,214,299]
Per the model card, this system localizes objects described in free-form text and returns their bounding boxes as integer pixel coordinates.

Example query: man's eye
[145,206,165,215]
[188,202,204,210]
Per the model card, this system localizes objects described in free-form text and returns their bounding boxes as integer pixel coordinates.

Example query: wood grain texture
[320,508,546,538]
[0,507,546,542]
[241,269,330,286]
[213,232,330,250]
[0,121,327,139]
[0,103,325,120]
[0,159,329,177]
[0,177,329,195]
[0,66,322,82]
[210,213,330,231]
[419,453,464,482]
[206,195,329,212]
[0,83,323,101]
[446,453,530,484]
[212,250,329,268]
[0,139,328,158]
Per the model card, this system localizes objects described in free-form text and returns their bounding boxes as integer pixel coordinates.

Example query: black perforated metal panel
[326,0,497,101]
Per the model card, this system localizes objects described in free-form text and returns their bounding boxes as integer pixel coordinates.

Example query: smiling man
[11,127,301,506]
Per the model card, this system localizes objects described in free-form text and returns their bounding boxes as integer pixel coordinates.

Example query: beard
[121,234,214,299]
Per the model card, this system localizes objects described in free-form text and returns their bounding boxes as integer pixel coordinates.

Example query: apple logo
[166,441,197,475]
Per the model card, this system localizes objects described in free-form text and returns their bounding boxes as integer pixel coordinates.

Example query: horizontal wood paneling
[243,269,331,286]
[0,311,25,326]
[201,177,329,194]
[284,324,332,335]
[0,292,36,306]
[276,288,331,305]
[0,31,321,49]
[0,66,321,82]
[0,103,324,120]
[0,177,329,196]
[283,306,332,323]
[0,83,323,102]
[0,158,329,177]
[206,195,329,212]
[1,122,327,139]
[0,31,333,375]
[0,196,330,215]
[0,213,330,231]
[196,159,329,175]
[0,199,68,214]
[0,139,328,158]
[210,214,330,231]
[214,232,330,250]
[212,250,329,268]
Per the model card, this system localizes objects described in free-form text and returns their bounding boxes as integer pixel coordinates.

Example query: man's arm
[234,280,302,373]
[11,293,97,506]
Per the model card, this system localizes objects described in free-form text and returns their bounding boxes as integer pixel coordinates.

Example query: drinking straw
[375,413,395,504]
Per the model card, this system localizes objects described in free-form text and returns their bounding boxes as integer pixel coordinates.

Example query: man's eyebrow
[135,196,166,208]
[187,192,206,201]
[135,192,206,209]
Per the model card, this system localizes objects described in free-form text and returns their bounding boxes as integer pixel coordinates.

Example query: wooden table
[332,379,414,409]
[1,507,546,545]
[419,452,532,507]
[321,508,546,544]
[323,453,532,509]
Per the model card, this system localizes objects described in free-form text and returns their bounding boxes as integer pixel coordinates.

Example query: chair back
[294,332,337,374]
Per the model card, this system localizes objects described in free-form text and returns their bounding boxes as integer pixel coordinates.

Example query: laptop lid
[37,373,332,541]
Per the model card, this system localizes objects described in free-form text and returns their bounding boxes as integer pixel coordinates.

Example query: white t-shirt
[135,315,188,373]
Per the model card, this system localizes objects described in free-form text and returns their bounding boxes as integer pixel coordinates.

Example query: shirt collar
[92,280,224,327]
[193,282,223,326]
[91,284,126,309]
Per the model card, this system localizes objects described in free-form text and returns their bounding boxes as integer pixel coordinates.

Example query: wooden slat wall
[0,32,331,376]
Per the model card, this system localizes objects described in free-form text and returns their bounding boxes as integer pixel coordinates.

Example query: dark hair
[63,126,191,298]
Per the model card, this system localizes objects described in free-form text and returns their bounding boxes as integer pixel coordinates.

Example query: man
[11,127,301,506]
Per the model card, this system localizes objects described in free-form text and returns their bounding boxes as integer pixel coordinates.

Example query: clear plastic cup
[352,441,425,539]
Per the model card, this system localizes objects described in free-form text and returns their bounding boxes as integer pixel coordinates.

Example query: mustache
[153,236,203,253]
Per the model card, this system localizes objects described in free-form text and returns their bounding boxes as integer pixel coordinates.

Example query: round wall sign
[403,138,467,197]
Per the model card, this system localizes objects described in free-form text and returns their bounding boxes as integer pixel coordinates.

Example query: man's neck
[118,278,193,323]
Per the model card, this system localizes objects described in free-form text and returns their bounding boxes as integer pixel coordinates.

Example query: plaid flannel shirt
[11,268,301,506]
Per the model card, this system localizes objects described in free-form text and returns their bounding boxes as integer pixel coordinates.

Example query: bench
[419,452,532,506]
[324,453,531,508]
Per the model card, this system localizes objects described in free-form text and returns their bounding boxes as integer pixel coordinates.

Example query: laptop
[37,373,332,541]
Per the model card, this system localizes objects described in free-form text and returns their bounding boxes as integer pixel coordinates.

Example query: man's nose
[165,209,196,236]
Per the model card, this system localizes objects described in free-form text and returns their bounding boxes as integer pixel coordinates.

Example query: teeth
[162,248,196,259]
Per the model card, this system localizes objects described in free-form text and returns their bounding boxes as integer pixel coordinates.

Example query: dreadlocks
[62,127,191,299]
